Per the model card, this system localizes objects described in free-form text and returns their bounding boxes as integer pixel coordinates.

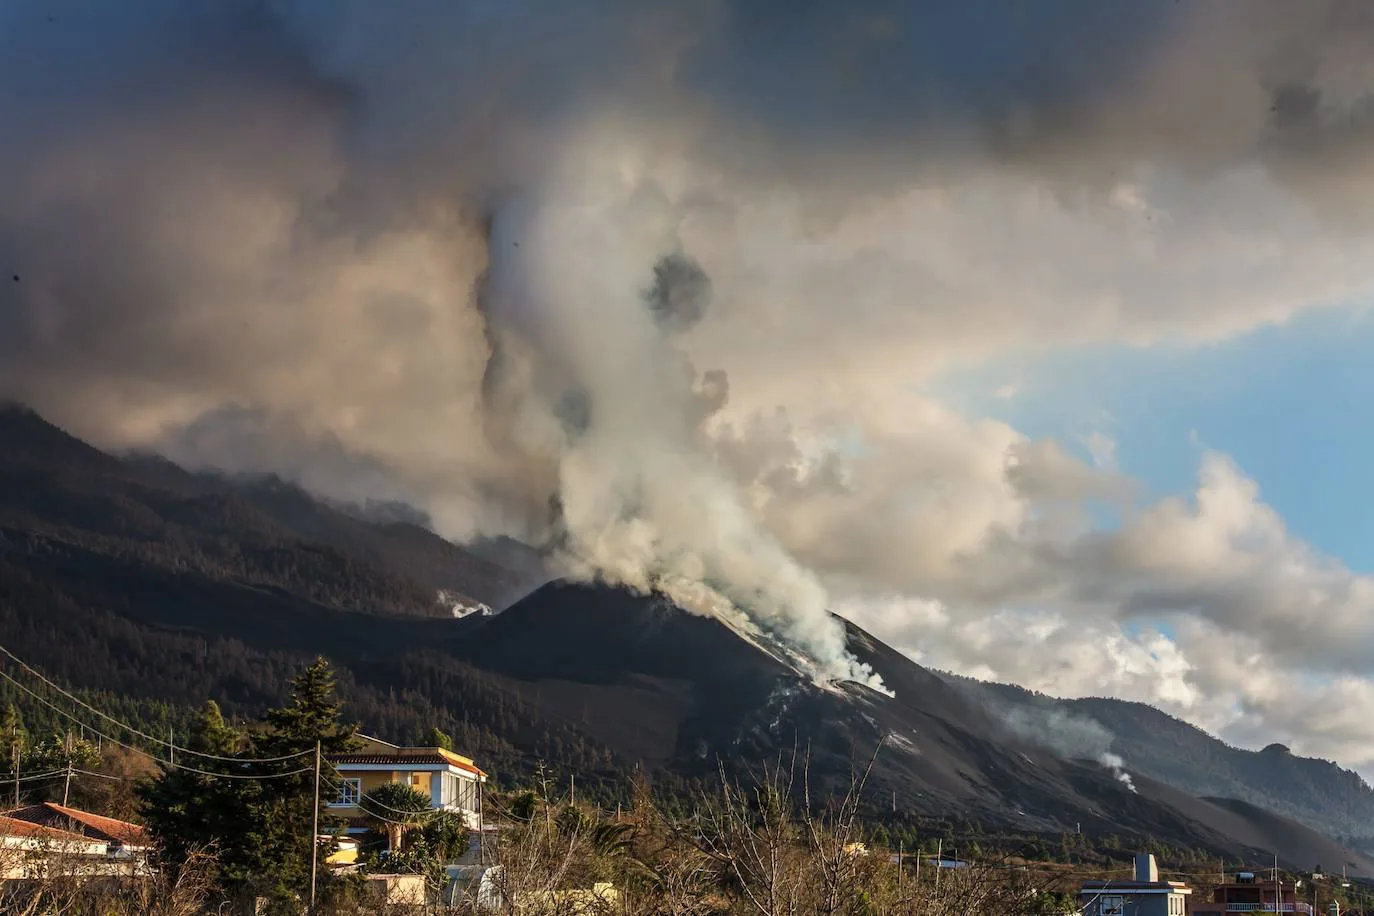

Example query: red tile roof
[2,803,150,847]
[0,814,94,845]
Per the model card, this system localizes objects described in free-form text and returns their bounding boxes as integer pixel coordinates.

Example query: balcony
[1225,905,1307,913]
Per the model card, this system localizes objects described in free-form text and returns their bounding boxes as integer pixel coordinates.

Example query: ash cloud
[7,1,1374,691]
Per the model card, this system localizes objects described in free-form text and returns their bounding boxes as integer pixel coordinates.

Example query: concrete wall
[1083,892,1179,916]
[364,873,427,906]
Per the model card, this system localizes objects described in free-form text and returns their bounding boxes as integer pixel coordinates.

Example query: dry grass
[0,836,213,915]
[3,757,1080,914]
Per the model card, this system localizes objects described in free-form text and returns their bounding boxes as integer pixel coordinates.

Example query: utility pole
[62,731,72,805]
[569,773,575,807]
[309,740,321,914]
[898,841,904,896]
[1274,854,1280,914]
[936,838,942,894]
[11,741,18,807]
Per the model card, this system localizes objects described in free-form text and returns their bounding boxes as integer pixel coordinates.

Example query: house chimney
[1135,853,1159,883]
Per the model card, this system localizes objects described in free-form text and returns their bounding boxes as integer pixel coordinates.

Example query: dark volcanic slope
[1127,775,1374,875]
[445,581,794,767]
[0,404,530,612]
[3,406,1371,871]
[440,582,1370,871]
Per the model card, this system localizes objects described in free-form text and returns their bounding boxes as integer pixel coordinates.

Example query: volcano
[436,580,1374,872]
[1,404,1372,873]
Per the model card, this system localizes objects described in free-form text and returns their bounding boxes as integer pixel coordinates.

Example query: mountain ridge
[2,403,1371,872]
[948,674,1374,839]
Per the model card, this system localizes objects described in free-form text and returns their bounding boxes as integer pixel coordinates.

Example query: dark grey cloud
[647,253,713,334]
[5,0,1374,435]
[7,0,1374,692]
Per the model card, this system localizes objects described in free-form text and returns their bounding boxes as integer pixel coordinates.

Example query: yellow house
[324,837,360,867]
[327,735,488,841]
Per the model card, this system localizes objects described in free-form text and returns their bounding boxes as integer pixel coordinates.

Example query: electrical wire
[0,668,312,780]
[0,643,309,763]
[3,768,68,784]
[322,761,454,823]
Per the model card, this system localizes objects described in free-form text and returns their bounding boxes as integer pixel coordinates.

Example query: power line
[0,643,308,763]
[322,762,449,824]
[4,768,68,785]
[0,669,312,781]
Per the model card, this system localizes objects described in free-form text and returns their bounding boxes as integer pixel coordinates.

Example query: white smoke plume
[1001,706,1114,758]
[0,1,890,690]
[476,141,885,688]
[1098,752,1138,794]
[8,1,1374,699]
[998,703,1137,791]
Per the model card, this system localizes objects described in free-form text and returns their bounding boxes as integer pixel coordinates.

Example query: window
[1100,895,1125,916]
[333,777,361,806]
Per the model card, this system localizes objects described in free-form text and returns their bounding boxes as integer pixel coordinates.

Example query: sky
[934,305,1374,566]
[8,0,1374,773]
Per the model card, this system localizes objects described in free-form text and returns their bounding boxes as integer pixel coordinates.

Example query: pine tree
[258,658,356,758]
[25,730,100,803]
[139,701,259,895]
[248,657,360,910]
[422,726,453,751]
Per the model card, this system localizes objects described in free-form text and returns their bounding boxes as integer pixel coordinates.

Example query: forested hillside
[0,404,533,617]
[0,404,616,792]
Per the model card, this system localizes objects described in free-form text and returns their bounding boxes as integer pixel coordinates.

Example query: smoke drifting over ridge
[999,704,1137,793]
[473,170,881,684]
[8,2,1374,692]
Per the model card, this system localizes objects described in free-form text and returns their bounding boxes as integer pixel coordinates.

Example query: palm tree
[360,783,432,854]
